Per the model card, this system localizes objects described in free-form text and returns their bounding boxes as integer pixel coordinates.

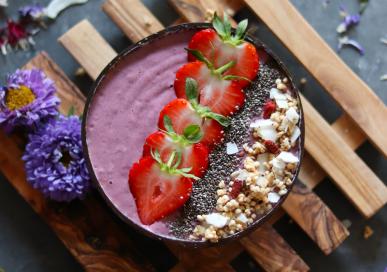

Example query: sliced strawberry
[158,98,224,148]
[174,60,245,116]
[129,153,195,225]
[143,129,209,178]
[188,14,259,88]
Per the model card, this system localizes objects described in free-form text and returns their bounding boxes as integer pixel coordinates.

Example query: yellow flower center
[5,85,36,110]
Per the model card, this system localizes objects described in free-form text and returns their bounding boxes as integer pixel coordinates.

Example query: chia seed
[168,63,282,238]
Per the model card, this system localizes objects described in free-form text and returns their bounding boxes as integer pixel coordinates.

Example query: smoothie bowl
[82,16,304,246]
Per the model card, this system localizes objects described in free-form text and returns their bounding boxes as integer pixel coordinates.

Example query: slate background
[0,0,386,271]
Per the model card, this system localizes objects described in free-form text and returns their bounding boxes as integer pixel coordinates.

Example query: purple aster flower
[337,5,360,34]
[338,36,364,55]
[0,69,60,132]
[22,115,91,202]
[19,4,45,20]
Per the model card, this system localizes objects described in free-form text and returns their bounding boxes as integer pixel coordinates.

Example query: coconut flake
[250,119,274,128]
[290,126,301,144]
[277,152,299,163]
[270,88,288,109]
[271,157,286,176]
[236,213,248,224]
[235,169,250,181]
[285,107,299,124]
[226,142,238,155]
[250,119,278,142]
[205,213,229,228]
[268,192,281,203]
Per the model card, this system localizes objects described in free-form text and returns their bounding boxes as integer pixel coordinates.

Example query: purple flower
[338,36,364,55]
[337,5,361,34]
[22,115,91,202]
[19,4,45,19]
[0,69,60,132]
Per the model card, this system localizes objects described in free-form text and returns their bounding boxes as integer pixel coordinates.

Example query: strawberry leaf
[183,124,203,143]
[185,48,213,68]
[235,19,248,40]
[163,115,175,134]
[223,12,232,38]
[207,112,230,127]
[185,77,199,103]
[212,12,227,38]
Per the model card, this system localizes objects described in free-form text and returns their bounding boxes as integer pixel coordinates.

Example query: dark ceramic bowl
[82,23,305,247]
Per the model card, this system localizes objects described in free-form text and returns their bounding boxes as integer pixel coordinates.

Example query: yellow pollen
[5,85,36,110]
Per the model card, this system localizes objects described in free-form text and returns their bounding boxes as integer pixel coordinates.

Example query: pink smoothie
[85,29,196,237]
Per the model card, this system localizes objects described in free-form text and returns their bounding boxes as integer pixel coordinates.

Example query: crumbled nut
[363,225,374,239]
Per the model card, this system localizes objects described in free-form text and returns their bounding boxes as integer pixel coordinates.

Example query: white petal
[205,213,229,228]
[268,192,281,203]
[226,142,239,155]
[286,107,299,124]
[290,126,301,144]
[45,0,88,19]
[277,152,299,163]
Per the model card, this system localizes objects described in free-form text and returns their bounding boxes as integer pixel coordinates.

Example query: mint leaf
[185,77,199,103]
[183,124,202,143]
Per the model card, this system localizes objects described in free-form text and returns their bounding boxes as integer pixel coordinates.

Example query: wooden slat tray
[1,0,386,271]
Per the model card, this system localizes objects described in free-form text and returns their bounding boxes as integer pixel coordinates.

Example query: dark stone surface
[0,0,386,271]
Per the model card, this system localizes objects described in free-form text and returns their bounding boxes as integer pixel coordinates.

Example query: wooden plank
[162,0,348,255]
[59,20,117,80]
[241,225,309,272]
[169,0,243,22]
[245,0,387,157]
[0,52,156,272]
[302,95,387,217]
[102,0,164,43]
[167,242,242,271]
[283,183,349,255]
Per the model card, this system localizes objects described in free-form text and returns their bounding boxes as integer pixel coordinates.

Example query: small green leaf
[172,151,182,168]
[183,124,203,143]
[67,105,75,116]
[223,75,252,83]
[185,77,199,103]
[207,112,231,127]
[212,12,226,38]
[235,19,248,39]
[214,60,235,75]
[185,48,212,68]
[223,12,232,38]
[163,115,175,134]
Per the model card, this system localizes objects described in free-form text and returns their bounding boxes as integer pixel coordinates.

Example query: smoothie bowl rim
[82,22,305,248]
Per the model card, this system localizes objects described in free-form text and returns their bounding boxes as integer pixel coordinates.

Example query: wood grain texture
[245,0,387,157]
[167,242,242,271]
[59,20,117,80]
[241,225,309,272]
[102,0,164,43]
[169,0,242,23]
[283,183,349,254]
[0,52,156,272]
[302,95,387,217]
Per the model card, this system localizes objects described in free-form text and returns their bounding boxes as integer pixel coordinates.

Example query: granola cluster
[190,77,301,242]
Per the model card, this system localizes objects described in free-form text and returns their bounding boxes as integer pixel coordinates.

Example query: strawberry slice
[159,78,230,148]
[188,13,259,88]
[143,116,209,177]
[174,58,245,116]
[129,151,198,225]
